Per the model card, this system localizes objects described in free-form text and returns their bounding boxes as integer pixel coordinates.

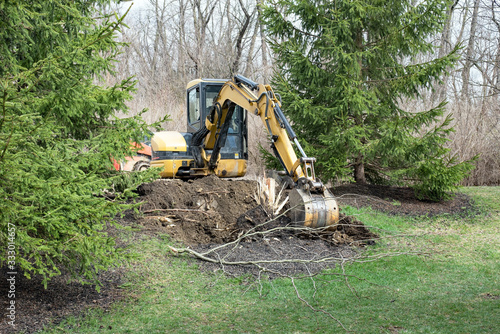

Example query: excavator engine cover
[288,188,339,227]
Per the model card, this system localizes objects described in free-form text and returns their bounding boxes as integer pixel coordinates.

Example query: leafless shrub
[448,100,500,185]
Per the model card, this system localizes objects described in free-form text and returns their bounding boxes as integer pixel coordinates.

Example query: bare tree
[433,0,460,102]
[461,0,480,100]
[231,0,255,75]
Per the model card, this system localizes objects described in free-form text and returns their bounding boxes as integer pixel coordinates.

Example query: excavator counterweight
[150,75,339,227]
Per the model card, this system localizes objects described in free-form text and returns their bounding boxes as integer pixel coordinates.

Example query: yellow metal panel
[150,159,174,178]
[151,158,247,179]
[186,78,227,90]
[150,159,189,178]
[215,159,248,178]
[186,79,203,90]
[151,131,187,152]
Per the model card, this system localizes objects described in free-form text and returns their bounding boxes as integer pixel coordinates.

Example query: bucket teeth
[288,188,339,227]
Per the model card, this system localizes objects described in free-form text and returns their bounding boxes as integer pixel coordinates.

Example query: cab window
[205,86,220,111]
[188,87,200,129]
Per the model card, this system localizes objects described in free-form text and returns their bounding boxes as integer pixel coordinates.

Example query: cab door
[186,85,201,132]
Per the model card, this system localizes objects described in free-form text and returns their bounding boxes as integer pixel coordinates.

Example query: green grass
[42,187,500,333]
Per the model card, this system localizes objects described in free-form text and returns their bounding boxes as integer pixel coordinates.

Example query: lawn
[41,187,499,333]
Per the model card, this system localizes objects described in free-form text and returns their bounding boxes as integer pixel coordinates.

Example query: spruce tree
[0,1,162,287]
[261,0,475,200]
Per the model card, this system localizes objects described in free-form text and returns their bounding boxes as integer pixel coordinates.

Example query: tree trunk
[257,0,270,81]
[231,0,253,75]
[491,3,500,99]
[461,0,480,101]
[354,154,366,184]
[243,17,259,78]
[354,28,366,185]
[433,0,459,102]
[178,0,187,83]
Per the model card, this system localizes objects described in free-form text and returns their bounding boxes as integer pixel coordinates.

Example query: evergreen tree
[261,0,475,200]
[0,0,163,287]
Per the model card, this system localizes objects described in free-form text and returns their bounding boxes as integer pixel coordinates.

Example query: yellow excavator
[150,75,339,227]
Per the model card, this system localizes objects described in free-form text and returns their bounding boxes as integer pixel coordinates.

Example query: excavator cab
[151,79,248,178]
[186,80,248,162]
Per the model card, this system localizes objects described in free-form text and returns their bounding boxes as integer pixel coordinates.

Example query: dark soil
[332,183,476,217]
[0,179,474,334]
[193,207,376,278]
[134,176,260,245]
[0,267,125,334]
[132,176,376,246]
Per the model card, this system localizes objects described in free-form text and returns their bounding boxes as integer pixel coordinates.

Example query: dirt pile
[131,176,376,246]
[193,210,376,278]
[135,176,261,244]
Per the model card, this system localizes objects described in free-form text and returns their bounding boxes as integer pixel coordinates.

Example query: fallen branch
[169,244,416,267]
[168,245,347,265]
[290,276,348,331]
[197,190,231,195]
[161,193,421,330]
[142,208,212,215]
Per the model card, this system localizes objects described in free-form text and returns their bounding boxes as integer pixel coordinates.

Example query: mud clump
[334,213,377,244]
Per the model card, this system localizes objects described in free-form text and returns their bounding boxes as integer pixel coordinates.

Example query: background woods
[113,0,272,123]
[115,0,499,185]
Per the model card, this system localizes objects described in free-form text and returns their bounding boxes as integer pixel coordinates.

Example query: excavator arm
[192,75,339,227]
[196,76,314,185]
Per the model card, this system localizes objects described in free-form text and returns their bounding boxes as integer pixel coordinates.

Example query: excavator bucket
[288,188,339,227]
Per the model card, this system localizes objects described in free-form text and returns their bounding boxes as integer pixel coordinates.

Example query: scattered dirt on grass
[386,325,406,334]
[480,292,499,300]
